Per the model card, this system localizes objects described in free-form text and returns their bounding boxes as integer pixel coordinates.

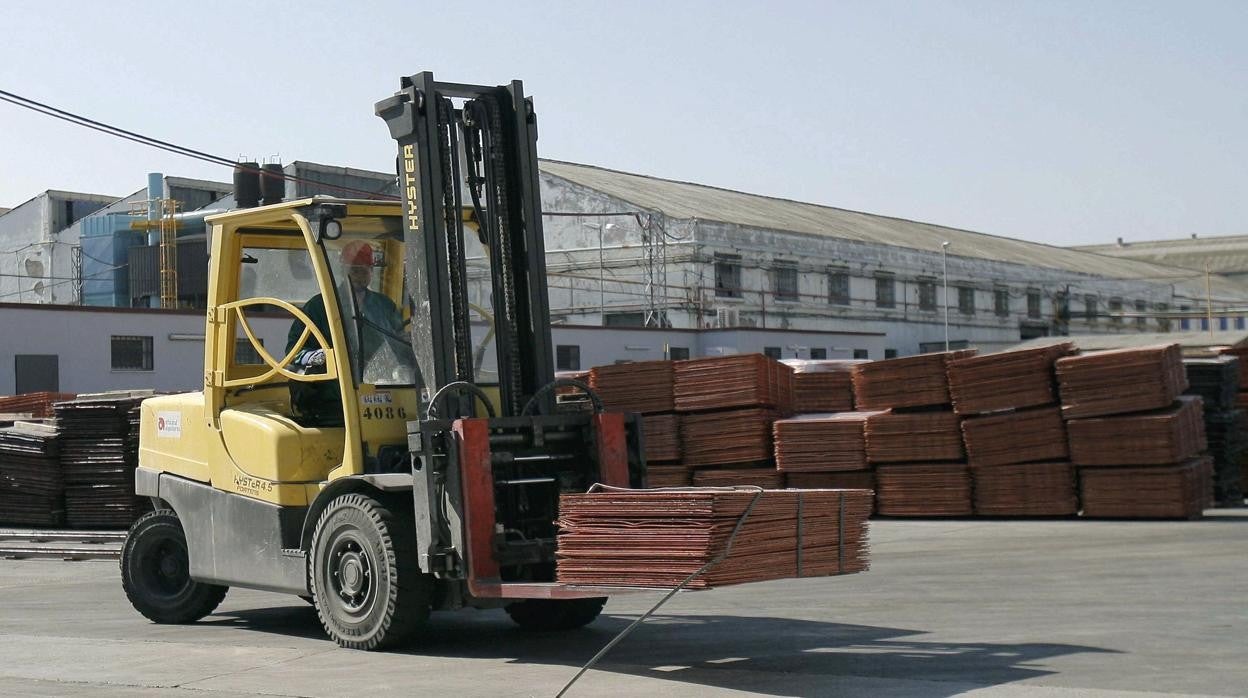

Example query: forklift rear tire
[310,493,432,650]
[121,509,228,624]
[505,597,607,631]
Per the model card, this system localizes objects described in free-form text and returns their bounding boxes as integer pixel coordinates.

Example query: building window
[918,278,937,312]
[809,347,827,360]
[828,269,850,306]
[669,346,690,361]
[1156,303,1170,332]
[884,348,898,359]
[875,274,895,309]
[111,335,153,371]
[772,261,798,302]
[234,338,265,365]
[1134,300,1147,329]
[556,344,581,371]
[1084,295,1098,324]
[994,287,1009,317]
[1219,317,1229,331]
[958,286,975,315]
[1180,305,1190,331]
[1027,289,1041,319]
[1237,317,1246,331]
[853,349,869,360]
[604,312,646,327]
[1108,297,1123,327]
[714,253,742,298]
[763,346,782,360]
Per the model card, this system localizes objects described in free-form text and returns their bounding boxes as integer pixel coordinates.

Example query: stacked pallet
[784,359,862,413]
[864,411,963,463]
[55,393,150,528]
[961,407,1068,468]
[1055,344,1188,419]
[1223,348,1248,498]
[972,462,1078,516]
[681,408,780,466]
[588,361,674,414]
[0,392,76,419]
[1079,456,1211,519]
[556,488,872,588]
[1184,357,1244,506]
[947,344,1073,415]
[852,349,974,410]
[874,463,972,516]
[1067,397,1206,467]
[0,421,63,526]
[673,355,793,413]
[773,412,884,472]
[642,413,681,463]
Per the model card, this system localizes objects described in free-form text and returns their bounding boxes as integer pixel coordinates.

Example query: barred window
[1027,289,1042,319]
[772,261,798,301]
[994,287,1010,317]
[556,344,581,371]
[714,254,742,298]
[828,269,850,306]
[958,286,975,315]
[918,279,937,311]
[875,274,895,309]
[111,335,153,371]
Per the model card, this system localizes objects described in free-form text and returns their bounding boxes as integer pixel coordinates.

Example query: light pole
[582,221,615,324]
[941,241,951,351]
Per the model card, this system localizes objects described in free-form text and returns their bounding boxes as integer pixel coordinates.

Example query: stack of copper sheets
[681,408,779,466]
[0,421,63,526]
[556,488,872,588]
[1067,397,1206,466]
[1055,344,1188,419]
[874,463,972,516]
[785,360,862,413]
[55,394,149,528]
[691,468,784,488]
[673,354,794,413]
[773,412,885,472]
[947,344,1072,415]
[961,407,1068,467]
[645,463,692,488]
[1183,357,1239,412]
[853,350,975,410]
[0,392,76,419]
[785,470,874,491]
[865,411,963,463]
[1079,456,1210,519]
[588,360,674,414]
[972,462,1078,516]
[642,413,682,463]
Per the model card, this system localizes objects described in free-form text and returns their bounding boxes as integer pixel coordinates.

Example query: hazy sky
[1,1,1244,247]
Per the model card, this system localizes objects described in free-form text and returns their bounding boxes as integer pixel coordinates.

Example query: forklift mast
[375,72,554,418]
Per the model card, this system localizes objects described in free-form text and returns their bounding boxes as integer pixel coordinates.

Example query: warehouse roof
[539,160,1248,296]
[1072,235,1248,276]
[1008,331,1248,356]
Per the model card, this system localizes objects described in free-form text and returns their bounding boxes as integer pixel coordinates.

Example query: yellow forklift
[121,73,639,649]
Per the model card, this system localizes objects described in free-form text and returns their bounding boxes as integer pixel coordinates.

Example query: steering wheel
[218,297,339,389]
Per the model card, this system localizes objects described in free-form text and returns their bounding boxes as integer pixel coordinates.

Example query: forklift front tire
[121,509,228,624]
[310,493,432,650]
[505,597,607,632]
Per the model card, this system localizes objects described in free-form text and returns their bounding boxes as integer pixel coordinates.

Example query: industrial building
[6,159,1248,365]
[1075,234,1248,284]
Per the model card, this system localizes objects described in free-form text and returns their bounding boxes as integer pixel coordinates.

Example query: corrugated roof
[1073,235,1248,275]
[1008,331,1248,355]
[538,160,1248,297]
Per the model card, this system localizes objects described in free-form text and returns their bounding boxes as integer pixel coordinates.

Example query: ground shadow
[205,604,1117,697]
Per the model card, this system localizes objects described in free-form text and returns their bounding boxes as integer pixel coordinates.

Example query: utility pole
[1206,261,1214,337]
[941,241,951,351]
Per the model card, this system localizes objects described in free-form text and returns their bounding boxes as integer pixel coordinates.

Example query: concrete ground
[0,513,1245,697]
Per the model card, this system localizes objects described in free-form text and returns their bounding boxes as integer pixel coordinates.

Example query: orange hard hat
[341,240,374,267]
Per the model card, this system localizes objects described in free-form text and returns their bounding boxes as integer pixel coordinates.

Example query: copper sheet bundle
[874,462,972,516]
[588,360,674,414]
[645,462,691,488]
[947,344,1073,415]
[785,470,874,491]
[691,467,784,488]
[1067,397,1206,467]
[1183,357,1239,413]
[852,350,976,410]
[1203,409,1245,506]
[1055,344,1188,419]
[641,413,681,463]
[54,393,150,528]
[972,462,1077,516]
[0,393,76,419]
[786,360,863,413]
[1079,457,1210,519]
[681,408,779,466]
[961,407,1068,467]
[673,354,793,413]
[773,411,884,472]
[0,421,63,526]
[556,488,872,588]
[865,410,964,464]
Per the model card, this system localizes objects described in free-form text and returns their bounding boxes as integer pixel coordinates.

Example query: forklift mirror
[319,218,343,241]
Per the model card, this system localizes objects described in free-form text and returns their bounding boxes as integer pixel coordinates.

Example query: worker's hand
[302,349,327,367]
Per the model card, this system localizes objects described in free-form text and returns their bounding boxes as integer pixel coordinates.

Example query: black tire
[505,597,607,632]
[120,509,228,624]
[310,493,432,650]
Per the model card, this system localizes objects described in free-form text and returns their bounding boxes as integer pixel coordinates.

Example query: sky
[0,0,1244,248]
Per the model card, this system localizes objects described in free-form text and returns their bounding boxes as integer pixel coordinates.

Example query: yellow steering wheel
[219,297,339,389]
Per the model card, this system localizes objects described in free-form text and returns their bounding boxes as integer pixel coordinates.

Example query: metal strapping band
[795,490,804,577]
[837,491,845,574]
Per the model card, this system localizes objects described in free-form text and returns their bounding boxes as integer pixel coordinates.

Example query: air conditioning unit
[714,307,740,328]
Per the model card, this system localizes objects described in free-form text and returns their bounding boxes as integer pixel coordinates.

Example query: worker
[286,240,405,423]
